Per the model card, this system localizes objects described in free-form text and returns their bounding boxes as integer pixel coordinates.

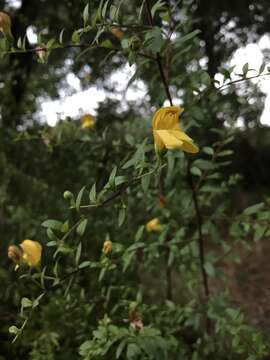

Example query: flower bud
[159,195,166,207]
[0,12,13,40]
[63,190,74,200]
[102,240,112,255]
[8,245,23,265]
[110,27,124,40]
[128,36,141,51]
[81,114,95,129]
[146,218,162,232]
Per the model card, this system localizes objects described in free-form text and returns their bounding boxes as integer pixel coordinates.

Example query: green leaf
[118,207,126,227]
[21,297,32,314]
[22,297,32,308]
[116,339,128,359]
[135,225,144,242]
[144,27,164,53]
[127,242,145,252]
[200,71,211,86]
[217,150,233,157]
[121,38,129,49]
[42,219,63,231]
[190,166,202,176]
[83,3,89,25]
[109,4,117,20]
[79,260,91,269]
[202,146,214,155]
[89,183,96,202]
[114,0,124,22]
[115,175,128,186]
[126,343,141,359]
[75,242,82,265]
[151,0,166,18]
[109,166,117,186]
[101,0,110,19]
[254,224,266,242]
[175,29,201,48]
[76,218,88,236]
[193,159,215,171]
[259,62,266,74]
[204,262,215,277]
[46,228,59,241]
[61,220,69,233]
[72,30,82,44]
[242,62,249,76]
[76,186,86,211]
[59,28,65,44]
[141,173,151,193]
[243,202,264,216]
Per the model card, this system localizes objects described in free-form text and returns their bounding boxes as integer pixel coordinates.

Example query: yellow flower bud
[146,218,162,232]
[152,106,199,153]
[102,240,113,255]
[110,27,124,40]
[0,12,12,39]
[8,245,23,265]
[81,114,95,129]
[19,240,42,267]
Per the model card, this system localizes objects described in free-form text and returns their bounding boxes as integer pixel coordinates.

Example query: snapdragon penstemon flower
[152,106,198,153]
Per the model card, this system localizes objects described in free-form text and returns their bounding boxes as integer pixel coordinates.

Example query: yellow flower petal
[81,114,95,129]
[152,106,184,130]
[102,240,113,255]
[146,218,162,232]
[155,130,198,153]
[20,240,42,267]
[152,106,199,153]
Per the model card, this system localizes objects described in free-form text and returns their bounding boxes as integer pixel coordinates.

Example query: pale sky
[9,1,270,127]
[38,34,270,127]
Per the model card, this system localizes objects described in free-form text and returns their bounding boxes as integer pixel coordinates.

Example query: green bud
[63,190,74,200]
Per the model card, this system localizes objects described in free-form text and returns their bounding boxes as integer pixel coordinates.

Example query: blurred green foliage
[1,0,270,359]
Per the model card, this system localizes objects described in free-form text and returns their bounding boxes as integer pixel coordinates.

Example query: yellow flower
[19,240,42,267]
[152,106,199,153]
[81,114,95,129]
[146,218,162,232]
[102,240,113,255]
[0,12,12,39]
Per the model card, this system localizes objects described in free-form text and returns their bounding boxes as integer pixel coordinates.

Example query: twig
[187,160,210,332]
[79,165,165,210]
[0,43,155,60]
[217,72,270,92]
[145,0,173,106]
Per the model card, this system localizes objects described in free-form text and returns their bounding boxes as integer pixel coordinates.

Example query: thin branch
[217,72,270,92]
[1,43,155,60]
[145,0,173,106]
[187,161,209,299]
[78,164,165,210]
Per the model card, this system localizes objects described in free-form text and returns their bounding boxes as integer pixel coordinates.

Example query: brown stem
[166,255,172,301]
[145,0,173,106]
[187,161,210,332]
[2,43,155,60]
[187,161,209,298]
